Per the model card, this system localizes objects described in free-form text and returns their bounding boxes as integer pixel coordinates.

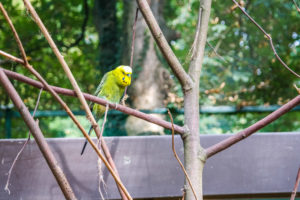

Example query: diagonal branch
[0,3,28,66]
[0,69,77,200]
[63,0,89,48]
[189,0,212,80]
[130,8,139,68]
[189,7,202,59]
[22,0,103,148]
[206,94,300,158]
[4,87,43,195]
[232,0,300,78]
[292,0,300,13]
[168,110,197,200]
[136,0,194,91]
[291,167,300,200]
[0,2,130,198]
[1,67,185,135]
[0,50,23,63]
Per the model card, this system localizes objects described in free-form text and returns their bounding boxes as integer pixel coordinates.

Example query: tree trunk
[183,1,212,199]
[122,0,173,135]
[94,0,120,73]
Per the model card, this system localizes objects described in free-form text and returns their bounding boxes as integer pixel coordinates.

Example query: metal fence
[1,104,300,138]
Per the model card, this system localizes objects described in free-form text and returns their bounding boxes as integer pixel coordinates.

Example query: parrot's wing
[89,72,109,111]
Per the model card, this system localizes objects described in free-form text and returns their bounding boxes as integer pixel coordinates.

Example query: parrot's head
[113,65,132,87]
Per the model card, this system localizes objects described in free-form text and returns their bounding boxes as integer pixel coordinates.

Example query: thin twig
[167,110,198,200]
[0,50,23,64]
[291,167,300,200]
[232,0,300,78]
[4,88,43,195]
[98,103,109,148]
[294,84,300,95]
[206,41,228,63]
[0,3,28,66]
[292,0,300,13]
[96,104,109,200]
[130,8,139,68]
[97,158,107,200]
[189,7,202,59]
[1,66,186,134]
[63,0,89,48]
[122,7,139,106]
[32,88,43,116]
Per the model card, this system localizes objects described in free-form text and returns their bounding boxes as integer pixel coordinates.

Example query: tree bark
[183,1,212,199]
[123,0,173,135]
[94,0,120,73]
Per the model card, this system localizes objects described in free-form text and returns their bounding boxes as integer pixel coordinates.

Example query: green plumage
[91,71,125,121]
[81,65,132,155]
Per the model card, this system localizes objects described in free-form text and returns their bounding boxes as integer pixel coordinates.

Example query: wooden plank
[0,133,299,199]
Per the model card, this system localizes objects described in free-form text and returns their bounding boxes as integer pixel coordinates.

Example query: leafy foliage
[0,0,300,138]
[0,0,99,109]
[168,0,300,107]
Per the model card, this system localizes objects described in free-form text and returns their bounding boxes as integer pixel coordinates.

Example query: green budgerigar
[80,65,132,155]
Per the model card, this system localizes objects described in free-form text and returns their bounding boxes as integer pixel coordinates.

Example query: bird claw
[121,94,129,106]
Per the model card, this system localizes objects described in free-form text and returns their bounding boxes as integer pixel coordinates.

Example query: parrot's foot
[294,84,300,95]
[121,94,129,106]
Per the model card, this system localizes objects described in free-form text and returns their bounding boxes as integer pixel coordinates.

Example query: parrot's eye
[122,71,125,75]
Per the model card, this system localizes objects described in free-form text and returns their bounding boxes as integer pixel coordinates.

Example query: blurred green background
[0,0,300,138]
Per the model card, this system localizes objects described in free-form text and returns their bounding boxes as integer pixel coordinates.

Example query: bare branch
[189,0,212,79]
[294,84,300,95]
[4,87,43,195]
[0,69,77,200]
[206,41,228,63]
[189,7,202,59]
[130,8,139,68]
[22,0,103,145]
[136,0,194,91]
[122,7,139,106]
[63,0,89,48]
[291,167,300,200]
[292,0,300,13]
[0,3,28,66]
[2,67,185,135]
[206,94,300,158]
[98,104,109,148]
[97,104,110,200]
[168,110,197,200]
[232,0,300,78]
[0,50,23,64]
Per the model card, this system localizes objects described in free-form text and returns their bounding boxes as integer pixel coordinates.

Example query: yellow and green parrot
[81,65,132,155]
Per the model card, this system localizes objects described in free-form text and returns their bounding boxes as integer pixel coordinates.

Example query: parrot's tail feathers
[80,126,93,155]
[80,140,88,155]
